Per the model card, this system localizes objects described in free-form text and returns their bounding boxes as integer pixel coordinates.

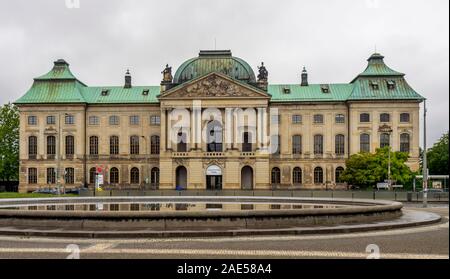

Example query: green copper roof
[173,50,256,84]
[34,59,84,82]
[15,52,425,105]
[348,78,424,101]
[268,84,354,102]
[81,86,160,104]
[351,53,404,82]
[15,80,87,104]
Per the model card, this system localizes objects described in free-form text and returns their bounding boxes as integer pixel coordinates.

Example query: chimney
[301,66,308,86]
[124,69,132,88]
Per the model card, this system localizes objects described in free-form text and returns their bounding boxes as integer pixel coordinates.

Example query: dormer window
[320,84,330,93]
[142,89,149,96]
[370,81,379,90]
[387,80,396,90]
[101,89,109,96]
[283,87,291,94]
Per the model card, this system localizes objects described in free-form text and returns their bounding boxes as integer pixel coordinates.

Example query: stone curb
[0,211,441,239]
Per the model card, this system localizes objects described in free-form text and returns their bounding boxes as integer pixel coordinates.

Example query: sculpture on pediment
[180,74,257,98]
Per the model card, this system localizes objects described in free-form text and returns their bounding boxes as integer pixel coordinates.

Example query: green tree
[340,147,414,189]
[0,103,19,182]
[427,132,449,175]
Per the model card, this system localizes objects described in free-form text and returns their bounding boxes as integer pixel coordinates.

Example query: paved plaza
[0,204,447,259]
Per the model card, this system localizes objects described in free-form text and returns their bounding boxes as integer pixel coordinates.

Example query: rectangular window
[150,115,161,125]
[292,135,302,155]
[28,116,37,125]
[65,136,75,156]
[314,135,323,154]
[65,114,75,125]
[65,168,74,184]
[400,113,410,123]
[46,116,56,125]
[360,113,370,123]
[89,116,100,125]
[28,168,38,184]
[335,114,345,124]
[292,115,302,124]
[313,114,324,124]
[109,115,120,125]
[130,115,140,125]
[380,113,390,123]
[47,168,56,184]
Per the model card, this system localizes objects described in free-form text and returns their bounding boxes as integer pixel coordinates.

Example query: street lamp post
[141,136,150,190]
[379,124,393,188]
[423,100,428,208]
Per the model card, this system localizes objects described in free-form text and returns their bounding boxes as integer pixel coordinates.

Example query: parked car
[376,182,390,190]
[65,188,81,195]
[420,188,444,193]
[33,188,59,195]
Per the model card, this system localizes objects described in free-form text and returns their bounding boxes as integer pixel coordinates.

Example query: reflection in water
[0,202,346,213]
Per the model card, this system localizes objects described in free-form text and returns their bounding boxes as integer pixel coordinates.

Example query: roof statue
[161,64,173,83]
[257,62,268,82]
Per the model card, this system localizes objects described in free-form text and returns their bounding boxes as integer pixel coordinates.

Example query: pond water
[0,202,348,212]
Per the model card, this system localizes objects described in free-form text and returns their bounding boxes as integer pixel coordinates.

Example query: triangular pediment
[159,72,270,99]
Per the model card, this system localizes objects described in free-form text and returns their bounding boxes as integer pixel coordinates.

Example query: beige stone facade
[16,51,423,192]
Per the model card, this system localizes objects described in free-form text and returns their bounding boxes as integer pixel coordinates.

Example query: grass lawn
[0,192,78,199]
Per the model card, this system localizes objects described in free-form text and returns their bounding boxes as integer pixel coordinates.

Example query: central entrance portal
[206,165,222,190]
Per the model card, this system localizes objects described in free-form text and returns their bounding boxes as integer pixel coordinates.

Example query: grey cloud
[0,0,448,144]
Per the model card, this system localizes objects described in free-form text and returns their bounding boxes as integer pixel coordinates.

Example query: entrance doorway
[241,166,254,190]
[176,166,187,189]
[206,165,222,190]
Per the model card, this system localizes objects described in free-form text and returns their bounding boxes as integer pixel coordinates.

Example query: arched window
[47,136,56,158]
[335,134,345,155]
[314,135,323,154]
[380,133,390,148]
[151,135,160,155]
[89,167,96,184]
[130,136,140,155]
[335,167,345,183]
[110,167,119,184]
[28,168,37,184]
[400,133,410,153]
[314,167,323,184]
[110,136,119,155]
[271,167,281,185]
[292,135,302,155]
[360,134,370,152]
[65,168,74,184]
[65,135,74,155]
[293,167,302,185]
[28,136,37,159]
[130,167,140,184]
[89,136,99,155]
[207,121,223,152]
[380,113,390,122]
[151,167,160,188]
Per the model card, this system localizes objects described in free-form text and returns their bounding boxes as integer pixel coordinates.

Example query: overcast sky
[0,0,448,145]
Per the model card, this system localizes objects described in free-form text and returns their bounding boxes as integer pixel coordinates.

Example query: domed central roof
[173,50,256,84]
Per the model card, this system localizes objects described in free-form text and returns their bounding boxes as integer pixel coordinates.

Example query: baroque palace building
[15,50,424,193]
